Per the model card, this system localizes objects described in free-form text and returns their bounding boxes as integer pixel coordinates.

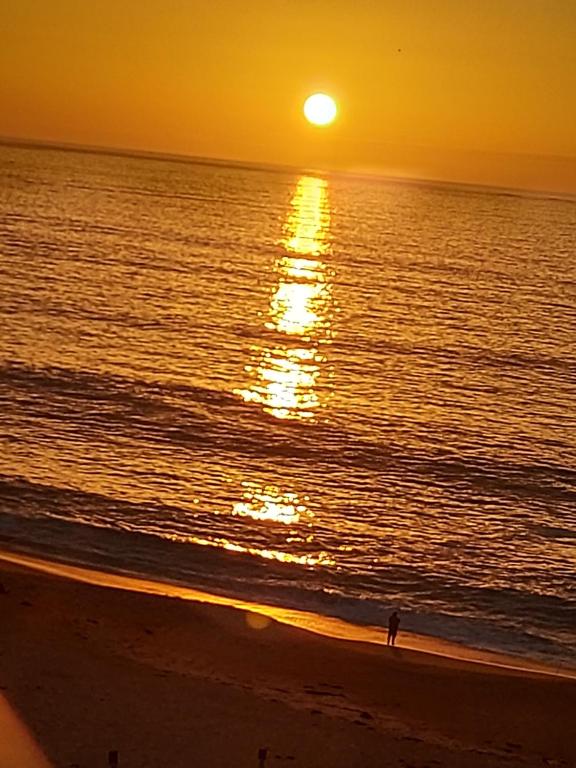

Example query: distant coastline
[2,134,575,203]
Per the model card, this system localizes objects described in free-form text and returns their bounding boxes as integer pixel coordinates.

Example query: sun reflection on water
[282,175,331,258]
[235,175,334,421]
[182,533,333,567]
[232,480,311,524]
[221,176,336,568]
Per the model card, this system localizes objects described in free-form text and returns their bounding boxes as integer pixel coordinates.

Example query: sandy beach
[0,555,574,768]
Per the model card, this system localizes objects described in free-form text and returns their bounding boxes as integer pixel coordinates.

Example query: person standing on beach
[387,611,400,646]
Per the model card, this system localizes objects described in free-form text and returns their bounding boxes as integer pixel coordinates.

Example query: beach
[0,557,574,768]
[2,146,576,672]
[3,4,576,765]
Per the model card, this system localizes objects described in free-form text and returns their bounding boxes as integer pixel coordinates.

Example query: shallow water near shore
[1,144,575,668]
[3,550,573,681]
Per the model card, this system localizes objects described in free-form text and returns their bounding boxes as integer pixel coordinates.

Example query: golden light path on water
[206,478,334,565]
[235,175,334,421]
[221,176,336,566]
[184,535,331,566]
[232,480,310,525]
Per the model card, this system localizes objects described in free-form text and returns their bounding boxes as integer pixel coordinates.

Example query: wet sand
[0,555,574,768]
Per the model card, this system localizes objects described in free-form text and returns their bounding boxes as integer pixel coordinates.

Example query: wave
[1,477,574,619]
[2,149,575,673]
[0,496,574,669]
[2,361,576,508]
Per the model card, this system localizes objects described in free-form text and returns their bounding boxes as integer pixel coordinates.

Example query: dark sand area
[0,557,574,767]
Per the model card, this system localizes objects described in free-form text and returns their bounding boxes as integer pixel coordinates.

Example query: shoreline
[0,548,573,682]
[1,552,575,767]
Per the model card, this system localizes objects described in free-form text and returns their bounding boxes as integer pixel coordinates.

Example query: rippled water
[1,144,575,666]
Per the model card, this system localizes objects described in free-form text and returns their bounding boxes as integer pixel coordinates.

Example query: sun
[303,93,337,126]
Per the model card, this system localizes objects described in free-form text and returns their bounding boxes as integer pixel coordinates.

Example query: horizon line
[1,134,575,203]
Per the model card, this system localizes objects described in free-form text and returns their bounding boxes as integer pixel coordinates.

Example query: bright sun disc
[303,93,337,126]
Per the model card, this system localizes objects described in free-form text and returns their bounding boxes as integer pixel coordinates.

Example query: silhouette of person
[387,611,400,646]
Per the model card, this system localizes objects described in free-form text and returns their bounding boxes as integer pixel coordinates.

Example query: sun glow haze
[303,94,338,126]
[2,2,575,192]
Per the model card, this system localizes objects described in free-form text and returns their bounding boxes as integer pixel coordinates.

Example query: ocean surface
[1,144,575,668]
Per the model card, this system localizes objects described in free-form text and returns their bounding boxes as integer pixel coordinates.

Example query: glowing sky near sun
[1,0,575,192]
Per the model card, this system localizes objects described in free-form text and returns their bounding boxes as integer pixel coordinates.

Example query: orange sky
[2,0,575,192]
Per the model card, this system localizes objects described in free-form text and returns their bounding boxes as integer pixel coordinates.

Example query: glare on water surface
[235,175,334,421]
[182,533,332,567]
[225,176,336,566]
[232,480,311,525]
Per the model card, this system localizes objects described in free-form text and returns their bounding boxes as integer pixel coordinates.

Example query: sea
[1,143,575,669]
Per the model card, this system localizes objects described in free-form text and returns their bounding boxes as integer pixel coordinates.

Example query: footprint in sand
[304,686,342,698]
